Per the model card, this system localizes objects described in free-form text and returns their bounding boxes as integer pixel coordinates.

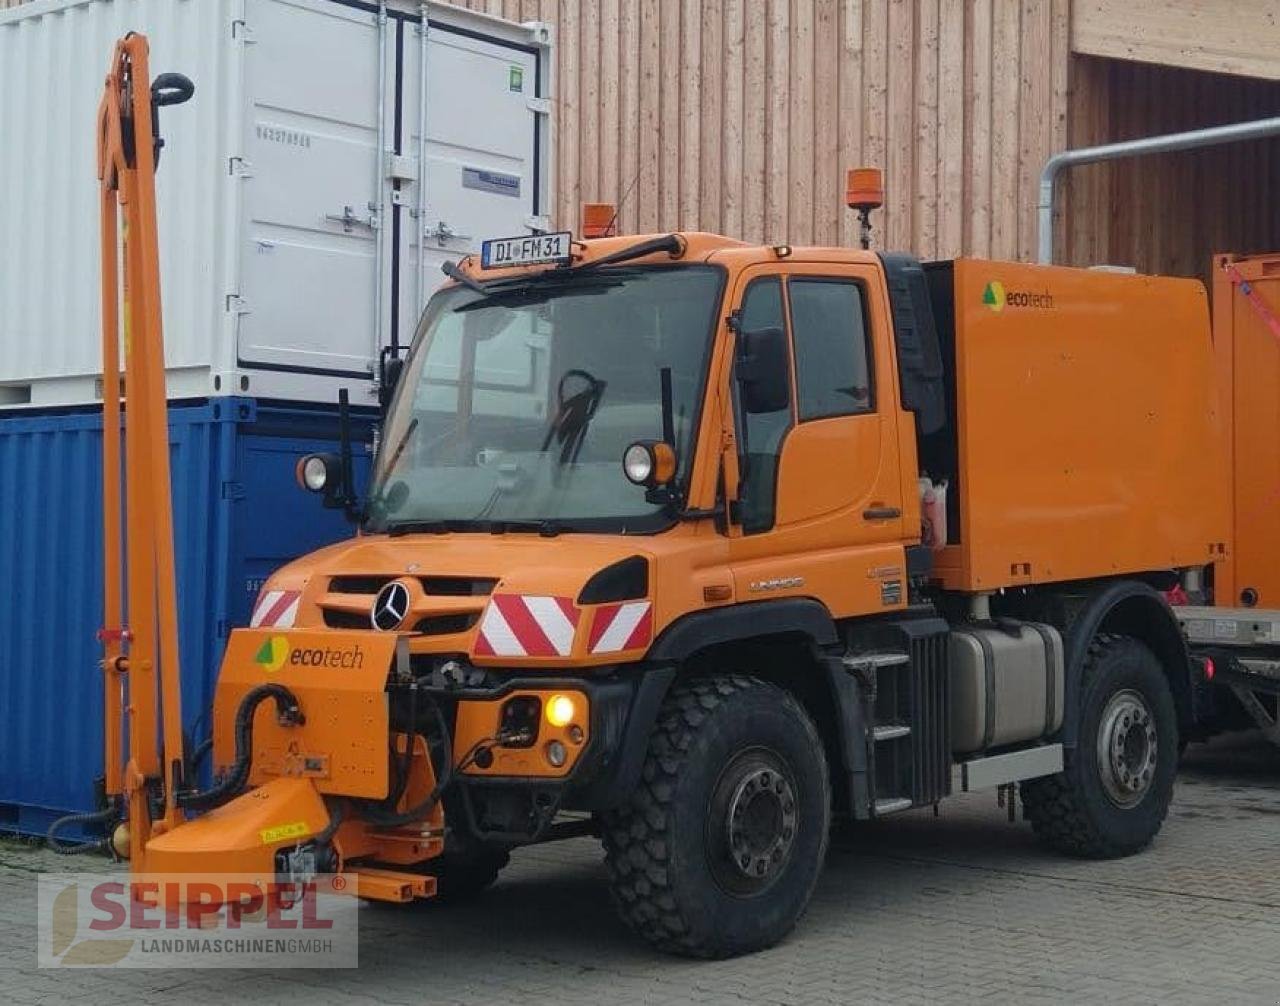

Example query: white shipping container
[0,0,553,407]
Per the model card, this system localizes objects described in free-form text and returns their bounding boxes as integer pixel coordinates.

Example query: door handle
[862,506,901,521]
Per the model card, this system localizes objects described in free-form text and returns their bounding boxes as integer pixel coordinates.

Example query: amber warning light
[846,167,884,251]
[582,203,616,239]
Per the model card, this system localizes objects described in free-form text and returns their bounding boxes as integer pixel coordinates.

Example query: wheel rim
[1096,688,1159,808]
[706,749,798,896]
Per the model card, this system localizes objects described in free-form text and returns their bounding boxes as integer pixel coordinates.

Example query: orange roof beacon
[76,41,1279,962]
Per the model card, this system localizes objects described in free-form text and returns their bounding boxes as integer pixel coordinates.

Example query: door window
[736,278,792,534]
[789,278,873,421]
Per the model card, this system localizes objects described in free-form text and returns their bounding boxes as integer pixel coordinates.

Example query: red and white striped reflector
[250,589,302,629]
[475,595,581,658]
[588,601,653,654]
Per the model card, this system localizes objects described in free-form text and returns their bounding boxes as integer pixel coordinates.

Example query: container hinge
[231,19,256,43]
[222,480,246,501]
[524,214,551,233]
[225,294,250,315]
[526,96,552,117]
[229,156,254,178]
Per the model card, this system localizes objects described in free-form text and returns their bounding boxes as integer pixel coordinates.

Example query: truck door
[727,262,910,617]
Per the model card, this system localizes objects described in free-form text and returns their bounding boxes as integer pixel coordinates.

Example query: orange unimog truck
[92,68,1270,958]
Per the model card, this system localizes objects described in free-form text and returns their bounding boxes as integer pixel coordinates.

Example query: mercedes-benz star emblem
[371,580,411,631]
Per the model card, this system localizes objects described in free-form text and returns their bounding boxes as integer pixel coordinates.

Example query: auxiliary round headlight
[622,443,655,485]
[545,693,576,728]
[296,454,331,493]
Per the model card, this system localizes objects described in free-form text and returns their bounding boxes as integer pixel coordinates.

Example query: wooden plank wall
[1062,56,1280,282]
[445,0,1070,262]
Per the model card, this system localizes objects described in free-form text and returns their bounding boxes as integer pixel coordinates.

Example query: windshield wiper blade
[383,519,476,537]
[481,519,565,537]
[441,258,489,295]
[573,233,684,272]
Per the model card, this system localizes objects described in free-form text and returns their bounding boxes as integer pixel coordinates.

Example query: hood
[257,532,667,667]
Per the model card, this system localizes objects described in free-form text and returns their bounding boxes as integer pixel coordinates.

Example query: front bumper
[436,664,676,812]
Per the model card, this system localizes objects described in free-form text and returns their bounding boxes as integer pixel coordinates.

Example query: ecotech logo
[254,636,365,673]
[981,279,1054,313]
[37,873,358,969]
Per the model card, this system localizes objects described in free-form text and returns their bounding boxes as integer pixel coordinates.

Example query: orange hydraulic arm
[97,34,194,861]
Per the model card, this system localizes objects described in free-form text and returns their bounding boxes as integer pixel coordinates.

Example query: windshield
[365,265,724,534]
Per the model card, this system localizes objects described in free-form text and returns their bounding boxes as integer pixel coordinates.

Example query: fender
[1055,579,1193,751]
[574,599,841,811]
[647,597,839,661]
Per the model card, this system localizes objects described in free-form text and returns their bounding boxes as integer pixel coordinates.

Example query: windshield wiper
[382,518,567,538]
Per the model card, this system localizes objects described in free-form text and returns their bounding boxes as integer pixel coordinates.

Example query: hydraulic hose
[46,806,115,856]
[357,695,489,829]
[179,683,303,813]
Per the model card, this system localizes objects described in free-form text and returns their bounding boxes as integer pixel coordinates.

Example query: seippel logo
[982,280,1054,312]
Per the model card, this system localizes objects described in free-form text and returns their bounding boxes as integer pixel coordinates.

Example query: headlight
[295,453,337,493]
[622,440,677,488]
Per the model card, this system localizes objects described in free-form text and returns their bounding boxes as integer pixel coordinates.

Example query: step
[842,651,911,673]
[873,797,913,816]
[872,724,911,742]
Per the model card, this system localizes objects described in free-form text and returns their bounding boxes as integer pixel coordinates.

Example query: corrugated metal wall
[445,0,1070,262]
[0,399,373,834]
[1062,56,1280,283]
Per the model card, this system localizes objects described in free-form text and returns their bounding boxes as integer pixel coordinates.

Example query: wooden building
[7,0,1279,280]
[440,0,1280,283]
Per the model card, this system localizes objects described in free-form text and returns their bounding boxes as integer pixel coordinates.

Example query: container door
[394,18,544,349]
[236,0,393,378]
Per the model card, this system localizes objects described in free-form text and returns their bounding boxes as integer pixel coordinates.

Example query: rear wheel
[1021,634,1178,858]
[602,675,830,958]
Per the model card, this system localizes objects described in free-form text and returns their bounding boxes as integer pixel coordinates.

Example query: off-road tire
[1021,634,1178,858]
[421,848,510,902]
[602,675,831,958]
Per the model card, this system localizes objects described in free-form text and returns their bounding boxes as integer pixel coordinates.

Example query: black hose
[357,697,484,829]
[179,683,303,813]
[46,807,115,856]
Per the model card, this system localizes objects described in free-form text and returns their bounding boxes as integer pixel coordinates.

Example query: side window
[789,278,873,421]
[736,277,792,535]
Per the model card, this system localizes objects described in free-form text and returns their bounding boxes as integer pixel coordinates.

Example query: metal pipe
[1038,116,1280,265]
[372,1,389,375]
[415,4,429,321]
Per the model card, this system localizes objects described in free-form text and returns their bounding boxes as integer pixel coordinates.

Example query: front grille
[420,576,497,597]
[327,575,497,596]
[323,609,370,629]
[414,612,480,635]
[322,609,481,636]
[328,575,390,595]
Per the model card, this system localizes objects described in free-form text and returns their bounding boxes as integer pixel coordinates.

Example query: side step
[873,797,913,816]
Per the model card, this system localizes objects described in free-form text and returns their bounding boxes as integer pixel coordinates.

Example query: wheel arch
[641,599,859,815]
[1052,579,1193,750]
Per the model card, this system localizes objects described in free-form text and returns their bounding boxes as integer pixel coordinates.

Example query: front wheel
[602,675,831,958]
[1021,634,1178,858]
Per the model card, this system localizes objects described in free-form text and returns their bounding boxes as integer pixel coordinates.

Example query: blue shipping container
[0,397,372,837]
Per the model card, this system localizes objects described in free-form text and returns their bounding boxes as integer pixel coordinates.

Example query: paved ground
[3,732,1278,1004]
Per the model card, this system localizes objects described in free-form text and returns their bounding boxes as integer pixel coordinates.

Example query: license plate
[480,231,572,269]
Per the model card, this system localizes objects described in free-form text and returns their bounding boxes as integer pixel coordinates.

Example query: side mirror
[736,327,790,414]
[378,350,405,415]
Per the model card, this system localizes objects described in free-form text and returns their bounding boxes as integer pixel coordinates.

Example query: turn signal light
[546,693,576,728]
